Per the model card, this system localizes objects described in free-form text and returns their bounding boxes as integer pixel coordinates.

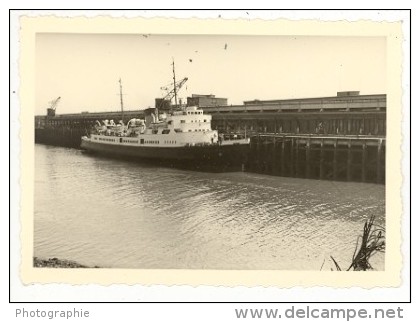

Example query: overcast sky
[35,33,386,115]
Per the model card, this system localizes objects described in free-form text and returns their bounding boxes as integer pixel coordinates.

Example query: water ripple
[34,144,385,270]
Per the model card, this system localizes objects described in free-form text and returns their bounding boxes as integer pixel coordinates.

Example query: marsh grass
[328,215,385,271]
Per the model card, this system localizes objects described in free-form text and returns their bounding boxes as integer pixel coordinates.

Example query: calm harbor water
[34,144,385,270]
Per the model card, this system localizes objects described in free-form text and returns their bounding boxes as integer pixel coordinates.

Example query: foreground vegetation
[328,215,385,271]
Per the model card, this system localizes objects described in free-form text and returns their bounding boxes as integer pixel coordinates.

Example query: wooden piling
[361,143,367,182]
[281,137,285,176]
[295,139,300,177]
[319,139,324,179]
[377,139,383,183]
[256,135,261,172]
[290,138,295,177]
[333,140,338,180]
[347,140,352,181]
[305,139,311,179]
[272,137,277,174]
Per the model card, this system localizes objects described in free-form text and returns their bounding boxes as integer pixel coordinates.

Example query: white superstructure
[88,106,222,148]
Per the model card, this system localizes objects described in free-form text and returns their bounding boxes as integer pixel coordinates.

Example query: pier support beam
[295,139,300,177]
[290,138,295,177]
[361,143,367,182]
[305,139,311,179]
[333,140,338,180]
[377,139,383,183]
[256,135,261,172]
[347,140,352,181]
[319,140,324,180]
[281,138,285,176]
[272,137,277,174]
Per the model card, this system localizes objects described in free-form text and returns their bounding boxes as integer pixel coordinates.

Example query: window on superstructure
[162,129,170,134]
[181,120,185,123]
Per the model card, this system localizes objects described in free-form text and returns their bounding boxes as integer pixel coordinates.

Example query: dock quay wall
[205,93,386,137]
[35,127,88,148]
[35,110,146,148]
[34,94,386,183]
[248,134,385,184]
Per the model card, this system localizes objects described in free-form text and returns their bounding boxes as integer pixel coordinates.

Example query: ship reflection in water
[34,144,385,270]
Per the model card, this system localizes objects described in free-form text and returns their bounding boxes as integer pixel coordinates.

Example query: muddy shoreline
[33,257,99,268]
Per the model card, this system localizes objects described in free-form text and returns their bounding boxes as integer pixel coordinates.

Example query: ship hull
[81,137,249,171]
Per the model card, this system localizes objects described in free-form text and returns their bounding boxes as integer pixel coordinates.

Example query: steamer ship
[80,63,250,170]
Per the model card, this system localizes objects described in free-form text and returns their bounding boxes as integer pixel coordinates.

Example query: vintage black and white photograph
[11,12,405,292]
[32,29,388,273]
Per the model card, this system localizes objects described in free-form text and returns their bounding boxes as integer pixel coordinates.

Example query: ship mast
[119,78,124,123]
[172,59,178,109]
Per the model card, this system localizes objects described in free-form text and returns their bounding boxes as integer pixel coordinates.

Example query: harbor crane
[47,96,61,117]
[159,77,188,109]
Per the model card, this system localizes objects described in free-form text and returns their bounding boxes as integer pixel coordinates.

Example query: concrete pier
[247,134,385,184]
[34,92,386,183]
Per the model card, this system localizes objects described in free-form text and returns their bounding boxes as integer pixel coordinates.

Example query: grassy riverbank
[33,257,99,268]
